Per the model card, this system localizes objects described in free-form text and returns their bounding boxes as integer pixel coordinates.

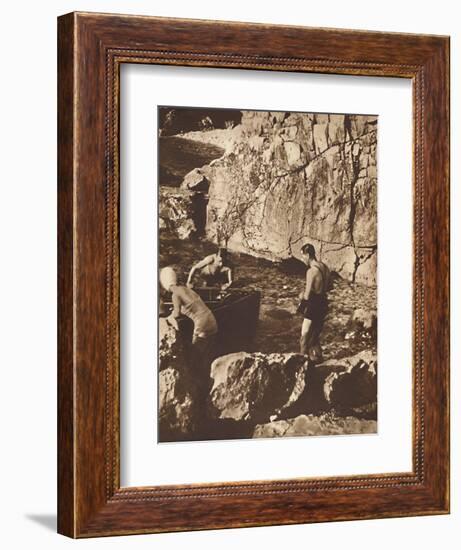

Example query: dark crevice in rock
[351,250,361,284]
[352,246,377,283]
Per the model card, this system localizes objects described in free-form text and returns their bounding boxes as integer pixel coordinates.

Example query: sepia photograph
[158,106,378,443]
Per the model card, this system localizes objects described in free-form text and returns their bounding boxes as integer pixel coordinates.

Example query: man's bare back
[303,260,329,299]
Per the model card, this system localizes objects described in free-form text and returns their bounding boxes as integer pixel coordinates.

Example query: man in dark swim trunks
[297,243,330,362]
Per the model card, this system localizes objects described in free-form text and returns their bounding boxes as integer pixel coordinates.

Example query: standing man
[297,243,330,362]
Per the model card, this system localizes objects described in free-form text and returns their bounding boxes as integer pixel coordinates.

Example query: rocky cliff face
[184,111,377,285]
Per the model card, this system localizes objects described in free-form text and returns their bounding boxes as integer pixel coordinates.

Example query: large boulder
[158,367,196,440]
[253,413,377,438]
[284,350,377,415]
[210,352,309,423]
[158,320,198,440]
[181,168,210,192]
[351,308,377,331]
[208,350,377,426]
[158,318,188,372]
[323,350,377,408]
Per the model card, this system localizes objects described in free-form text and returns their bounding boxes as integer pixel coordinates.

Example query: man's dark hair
[218,247,228,261]
[301,243,316,258]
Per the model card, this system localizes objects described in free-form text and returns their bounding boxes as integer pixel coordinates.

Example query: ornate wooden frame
[57,12,450,537]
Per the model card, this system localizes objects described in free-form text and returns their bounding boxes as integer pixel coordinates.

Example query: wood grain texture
[57,13,75,538]
[57,12,450,538]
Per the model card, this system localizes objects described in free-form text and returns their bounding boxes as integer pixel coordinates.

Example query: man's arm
[186,255,214,286]
[171,290,182,318]
[323,265,332,292]
[167,290,182,330]
[221,266,232,289]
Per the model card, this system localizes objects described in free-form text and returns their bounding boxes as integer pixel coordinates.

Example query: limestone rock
[159,318,188,372]
[253,413,377,438]
[313,123,328,153]
[159,187,197,240]
[159,187,208,240]
[323,350,377,408]
[159,367,196,438]
[202,111,378,285]
[351,308,377,331]
[283,125,298,140]
[354,250,377,286]
[321,244,358,282]
[328,114,346,144]
[181,168,210,192]
[210,352,309,423]
[283,141,302,165]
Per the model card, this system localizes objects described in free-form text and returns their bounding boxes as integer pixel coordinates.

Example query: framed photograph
[58,12,450,537]
[156,105,379,444]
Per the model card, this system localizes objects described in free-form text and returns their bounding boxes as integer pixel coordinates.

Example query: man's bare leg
[300,319,324,362]
[310,339,323,363]
[300,318,313,356]
[310,320,324,363]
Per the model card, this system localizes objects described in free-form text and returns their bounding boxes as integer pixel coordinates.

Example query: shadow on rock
[159,418,254,443]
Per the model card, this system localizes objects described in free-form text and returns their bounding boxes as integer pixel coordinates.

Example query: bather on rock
[297,243,330,363]
[160,266,218,421]
[186,247,233,290]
